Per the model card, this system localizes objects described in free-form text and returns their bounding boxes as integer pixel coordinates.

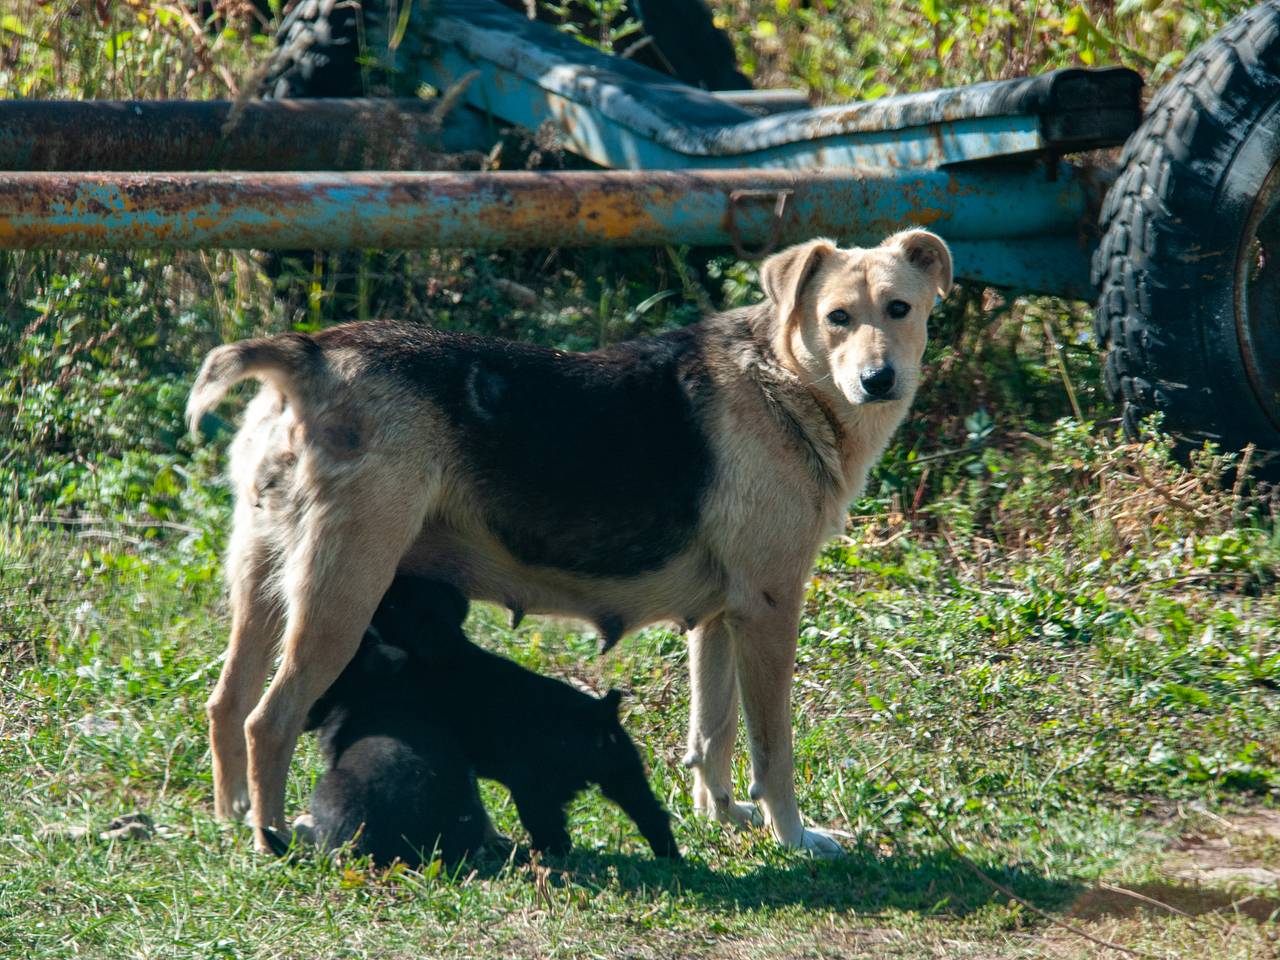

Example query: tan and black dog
[187,230,952,855]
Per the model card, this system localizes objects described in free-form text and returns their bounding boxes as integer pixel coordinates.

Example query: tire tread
[1093,0,1280,453]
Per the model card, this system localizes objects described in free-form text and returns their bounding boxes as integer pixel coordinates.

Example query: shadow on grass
[1065,880,1280,925]
[545,844,1080,918]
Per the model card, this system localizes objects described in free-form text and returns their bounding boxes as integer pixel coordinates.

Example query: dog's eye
[826,309,851,327]
[887,300,911,319]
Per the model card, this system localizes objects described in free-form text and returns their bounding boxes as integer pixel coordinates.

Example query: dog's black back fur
[373,577,680,858]
[301,636,487,867]
[318,322,715,578]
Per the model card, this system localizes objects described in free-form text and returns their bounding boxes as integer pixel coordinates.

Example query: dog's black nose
[860,365,896,399]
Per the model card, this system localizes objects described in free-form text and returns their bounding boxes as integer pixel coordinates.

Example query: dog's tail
[186,333,324,437]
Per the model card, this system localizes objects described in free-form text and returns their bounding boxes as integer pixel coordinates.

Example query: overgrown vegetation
[2,2,1277,958]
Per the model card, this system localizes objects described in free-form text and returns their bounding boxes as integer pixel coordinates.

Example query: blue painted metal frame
[0,170,1096,298]
[409,0,1131,297]
[428,46,1048,172]
[0,0,1133,302]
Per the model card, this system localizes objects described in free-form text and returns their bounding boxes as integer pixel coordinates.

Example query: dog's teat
[595,614,625,654]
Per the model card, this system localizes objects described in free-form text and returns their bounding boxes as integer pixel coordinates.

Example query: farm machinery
[2,0,1279,464]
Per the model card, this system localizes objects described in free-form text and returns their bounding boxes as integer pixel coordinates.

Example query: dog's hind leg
[208,514,283,821]
[243,487,427,852]
[684,616,758,827]
[729,593,843,857]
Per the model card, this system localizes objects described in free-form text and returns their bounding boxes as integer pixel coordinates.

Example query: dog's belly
[401,521,726,639]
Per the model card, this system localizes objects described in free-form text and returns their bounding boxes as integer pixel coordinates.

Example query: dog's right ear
[418,579,469,630]
[601,688,624,717]
[760,238,837,330]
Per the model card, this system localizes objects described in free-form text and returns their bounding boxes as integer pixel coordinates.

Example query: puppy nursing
[188,230,951,856]
[292,576,678,865]
[272,601,487,866]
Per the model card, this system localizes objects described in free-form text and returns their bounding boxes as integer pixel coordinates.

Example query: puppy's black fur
[279,632,488,867]
[373,576,680,859]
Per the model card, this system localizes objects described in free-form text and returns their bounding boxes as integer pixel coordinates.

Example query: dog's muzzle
[859,364,896,401]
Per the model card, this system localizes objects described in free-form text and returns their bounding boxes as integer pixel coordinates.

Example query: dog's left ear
[882,229,953,298]
[760,237,837,327]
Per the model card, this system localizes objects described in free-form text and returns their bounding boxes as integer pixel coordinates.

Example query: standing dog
[187,230,951,855]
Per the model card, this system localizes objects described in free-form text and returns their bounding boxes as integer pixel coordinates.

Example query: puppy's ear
[601,688,624,717]
[760,237,837,327]
[304,686,336,731]
[437,582,469,628]
[415,580,469,632]
[882,228,953,297]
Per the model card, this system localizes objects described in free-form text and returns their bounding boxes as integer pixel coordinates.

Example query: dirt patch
[1164,809,1280,892]
[1059,810,1280,936]
[1065,879,1280,925]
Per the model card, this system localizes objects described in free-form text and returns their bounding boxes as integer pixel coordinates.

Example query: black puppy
[376,576,680,859]
[268,608,488,867]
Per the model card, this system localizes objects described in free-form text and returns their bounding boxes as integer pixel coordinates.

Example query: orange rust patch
[576,189,660,241]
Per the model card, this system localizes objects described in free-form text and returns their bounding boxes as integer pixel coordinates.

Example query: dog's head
[760,229,952,412]
[307,578,469,732]
[304,637,409,733]
[369,575,470,662]
[589,689,644,763]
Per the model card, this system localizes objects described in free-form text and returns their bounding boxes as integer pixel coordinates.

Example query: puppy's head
[370,576,470,660]
[760,229,951,412]
[304,638,408,732]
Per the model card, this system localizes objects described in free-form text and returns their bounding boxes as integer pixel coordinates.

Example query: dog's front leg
[511,787,572,857]
[684,616,759,828]
[728,594,843,857]
[597,759,680,859]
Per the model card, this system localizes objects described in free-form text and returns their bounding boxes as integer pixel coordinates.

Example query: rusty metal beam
[0,99,482,171]
[0,168,1096,295]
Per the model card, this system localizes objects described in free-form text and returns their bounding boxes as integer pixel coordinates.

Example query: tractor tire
[1093,0,1280,472]
[262,0,417,99]
[260,0,746,101]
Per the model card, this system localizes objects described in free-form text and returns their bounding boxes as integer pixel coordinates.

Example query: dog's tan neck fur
[733,304,902,500]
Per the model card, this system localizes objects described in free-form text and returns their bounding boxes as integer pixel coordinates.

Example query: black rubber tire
[1092,1,1280,468]
[260,0,747,101]
[261,0,430,98]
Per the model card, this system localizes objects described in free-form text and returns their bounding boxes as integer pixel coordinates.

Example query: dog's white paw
[726,801,765,828]
[215,786,252,822]
[694,791,765,828]
[796,826,846,858]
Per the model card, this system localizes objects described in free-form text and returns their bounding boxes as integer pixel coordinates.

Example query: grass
[2,0,1279,957]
